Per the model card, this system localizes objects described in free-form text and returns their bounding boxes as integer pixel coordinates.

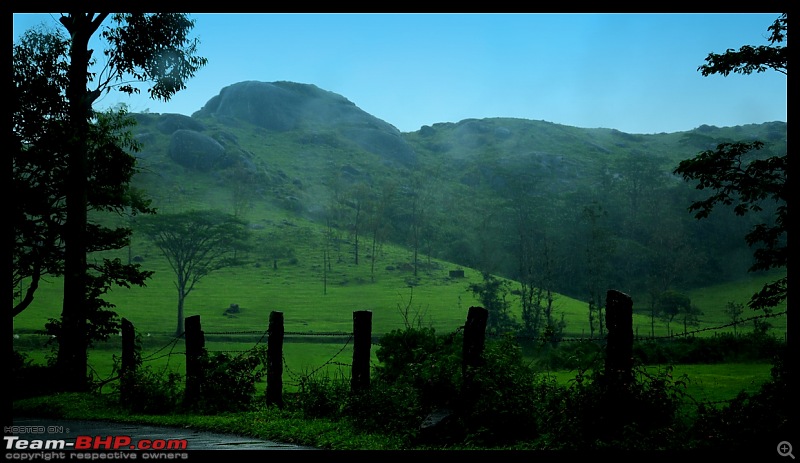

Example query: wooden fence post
[351,310,372,392]
[120,318,136,402]
[184,315,205,408]
[266,311,284,408]
[462,306,488,399]
[462,306,488,374]
[605,289,634,387]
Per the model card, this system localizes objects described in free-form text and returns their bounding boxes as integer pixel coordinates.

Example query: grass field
[542,362,773,406]
[12,217,786,341]
[12,207,786,407]
[16,328,776,407]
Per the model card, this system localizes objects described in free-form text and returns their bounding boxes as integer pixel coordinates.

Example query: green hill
[13,81,787,344]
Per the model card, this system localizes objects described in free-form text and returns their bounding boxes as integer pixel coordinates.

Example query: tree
[344,182,372,265]
[227,166,258,219]
[12,27,71,319]
[365,179,398,282]
[724,301,745,336]
[679,302,703,335]
[643,215,705,338]
[503,171,543,338]
[582,201,614,338]
[611,151,670,237]
[657,290,692,336]
[402,172,430,278]
[468,273,517,335]
[673,13,787,316]
[52,12,206,391]
[137,210,251,336]
[13,25,156,386]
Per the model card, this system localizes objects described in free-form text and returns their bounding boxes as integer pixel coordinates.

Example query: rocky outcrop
[157,113,206,135]
[168,129,233,171]
[196,81,417,166]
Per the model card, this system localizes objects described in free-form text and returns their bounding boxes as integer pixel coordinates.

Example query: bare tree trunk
[58,13,106,392]
[176,291,186,336]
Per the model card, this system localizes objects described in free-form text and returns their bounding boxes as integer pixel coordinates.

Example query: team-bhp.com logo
[5,435,188,450]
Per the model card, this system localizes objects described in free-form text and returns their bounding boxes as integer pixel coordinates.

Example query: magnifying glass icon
[778,441,795,459]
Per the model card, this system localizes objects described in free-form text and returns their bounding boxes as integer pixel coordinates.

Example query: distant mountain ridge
[128,80,787,301]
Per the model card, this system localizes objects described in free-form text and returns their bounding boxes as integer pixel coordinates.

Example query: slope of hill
[14,80,787,342]
[121,80,785,309]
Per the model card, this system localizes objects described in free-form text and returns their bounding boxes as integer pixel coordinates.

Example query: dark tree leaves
[698,14,787,77]
[101,13,209,101]
[675,13,787,312]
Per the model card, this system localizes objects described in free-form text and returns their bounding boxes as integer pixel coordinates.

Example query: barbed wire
[645,310,787,340]
[135,309,785,368]
[201,329,354,337]
[204,330,265,335]
[486,310,787,343]
[117,308,786,399]
[294,334,354,380]
[140,335,183,362]
[285,331,352,337]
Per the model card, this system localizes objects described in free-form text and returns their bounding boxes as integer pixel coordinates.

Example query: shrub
[459,335,546,445]
[375,327,462,411]
[374,327,560,446]
[112,365,183,414]
[11,351,61,399]
[111,334,182,414]
[344,382,424,438]
[194,347,267,413]
[292,371,350,419]
[632,331,783,365]
[537,361,692,450]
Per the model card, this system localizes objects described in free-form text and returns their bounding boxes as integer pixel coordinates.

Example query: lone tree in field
[13,14,205,391]
[138,210,251,336]
[673,13,787,317]
[468,272,518,335]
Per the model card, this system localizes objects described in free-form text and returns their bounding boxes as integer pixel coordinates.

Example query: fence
[115,289,787,409]
[119,305,493,409]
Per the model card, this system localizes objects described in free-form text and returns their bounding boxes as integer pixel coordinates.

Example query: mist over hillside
[127,80,787,304]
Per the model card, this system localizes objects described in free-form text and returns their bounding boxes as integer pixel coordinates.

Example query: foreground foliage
[12,327,791,451]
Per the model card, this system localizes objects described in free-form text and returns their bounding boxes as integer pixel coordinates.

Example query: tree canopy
[12,13,206,391]
[674,13,787,313]
[12,27,71,316]
[137,210,251,336]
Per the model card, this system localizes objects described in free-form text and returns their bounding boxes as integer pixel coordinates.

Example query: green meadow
[13,206,786,402]
[542,362,773,407]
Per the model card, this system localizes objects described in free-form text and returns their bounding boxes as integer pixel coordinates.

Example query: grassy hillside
[13,205,786,341]
[13,109,787,384]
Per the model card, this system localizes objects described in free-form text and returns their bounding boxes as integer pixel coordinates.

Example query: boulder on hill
[156,113,206,135]
[168,129,233,171]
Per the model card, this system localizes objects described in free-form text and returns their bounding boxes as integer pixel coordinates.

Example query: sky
[12,12,787,134]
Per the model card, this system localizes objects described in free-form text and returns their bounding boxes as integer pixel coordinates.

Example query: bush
[292,371,350,419]
[345,382,424,438]
[111,336,267,414]
[373,327,559,446]
[193,347,267,413]
[459,335,547,445]
[538,362,692,450]
[113,365,183,414]
[375,327,462,411]
[11,351,61,399]
[527,338,604,370]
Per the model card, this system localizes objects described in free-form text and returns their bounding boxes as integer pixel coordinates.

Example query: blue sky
[12,12,787,134]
